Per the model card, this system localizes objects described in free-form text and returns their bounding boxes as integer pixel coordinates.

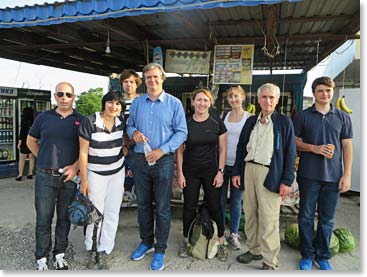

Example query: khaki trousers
[243,162,282,268]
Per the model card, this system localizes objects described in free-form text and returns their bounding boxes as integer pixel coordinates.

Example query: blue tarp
[0,0,302,28]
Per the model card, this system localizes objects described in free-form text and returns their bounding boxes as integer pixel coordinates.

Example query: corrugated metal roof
[0,0,302,28]
[0,0,359,75]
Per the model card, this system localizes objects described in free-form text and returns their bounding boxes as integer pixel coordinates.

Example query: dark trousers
[133,153,174,253]
[182,170,225,238]
[34,170,77,260]
[298,177,340,260]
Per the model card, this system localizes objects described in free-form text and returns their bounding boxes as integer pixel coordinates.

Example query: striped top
[124,98,133,116]
[79,112,125,176]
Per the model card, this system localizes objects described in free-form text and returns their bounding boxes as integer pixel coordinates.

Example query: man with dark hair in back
[120,69,142,205]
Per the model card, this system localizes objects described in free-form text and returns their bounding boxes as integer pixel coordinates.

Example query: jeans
[133,153,174,253]
[34,170,77,259]
[298,177,340,260]
[220,165,243,234]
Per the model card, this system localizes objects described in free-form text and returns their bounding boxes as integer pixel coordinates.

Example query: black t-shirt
[28,109,83,169]
[183,115,227,176]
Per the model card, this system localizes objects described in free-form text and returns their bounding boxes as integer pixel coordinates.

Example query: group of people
[25,62,352,271]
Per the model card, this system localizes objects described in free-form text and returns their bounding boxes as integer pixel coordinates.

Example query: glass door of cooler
[0,98,16,162]
[18,99,34,135]
[35,100,50,114]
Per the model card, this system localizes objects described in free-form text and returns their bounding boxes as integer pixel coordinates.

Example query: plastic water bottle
[143,141,156,166]
[58,168,81,185]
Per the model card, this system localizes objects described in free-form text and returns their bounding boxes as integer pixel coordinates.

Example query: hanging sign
[165,49,211,74]
[213,45,254,84]
[0,86,17,97]
[153,46,163,67]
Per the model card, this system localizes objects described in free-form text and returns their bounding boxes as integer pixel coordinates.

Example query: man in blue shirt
[127,63,187,270]
[27,82,83,270]
[293,76,353,270]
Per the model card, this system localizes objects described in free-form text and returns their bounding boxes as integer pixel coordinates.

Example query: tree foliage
[75,88,103,116]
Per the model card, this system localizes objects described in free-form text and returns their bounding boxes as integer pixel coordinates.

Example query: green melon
[333,228,356,253]
[284,223,300,249]
[329,232,339,257]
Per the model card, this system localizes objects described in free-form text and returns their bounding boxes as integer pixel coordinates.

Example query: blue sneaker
[130,243,154,261]
[315,259,332,270]
[150,253,165,271]
[298,258,312,270]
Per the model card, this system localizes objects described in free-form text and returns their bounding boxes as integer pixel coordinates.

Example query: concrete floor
[0,177,361,271]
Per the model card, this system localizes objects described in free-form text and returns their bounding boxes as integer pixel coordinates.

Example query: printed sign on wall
[165,50,211,74]
[213,45,254,84]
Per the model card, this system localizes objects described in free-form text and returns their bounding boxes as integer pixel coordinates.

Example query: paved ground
[0,177,361,272]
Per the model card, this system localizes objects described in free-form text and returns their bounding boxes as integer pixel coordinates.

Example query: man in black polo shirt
[27,82,83,270]
[293,76,353,270]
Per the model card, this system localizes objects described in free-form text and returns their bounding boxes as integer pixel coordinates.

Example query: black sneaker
[216,244,229,262]
[178,240,189,258]
[86,250,98,269]
[97,251,109,270]
[53,253,68,270]
[236,251,263,264]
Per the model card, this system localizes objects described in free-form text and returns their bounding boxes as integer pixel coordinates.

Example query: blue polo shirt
[293,104,352,182]
[29,109,83,169]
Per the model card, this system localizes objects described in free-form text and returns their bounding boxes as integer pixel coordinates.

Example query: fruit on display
[245,103,256,114]
[284,224,355,255]
[329,232,340,257]
[333,228,356,253]
[284,223,300,249]
[335,96,352,114]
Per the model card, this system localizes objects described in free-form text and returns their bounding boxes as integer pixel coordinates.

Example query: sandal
[27,174,33,179]
[15,176,23,181]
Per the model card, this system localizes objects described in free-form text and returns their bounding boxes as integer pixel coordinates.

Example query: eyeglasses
[56,91,73,98]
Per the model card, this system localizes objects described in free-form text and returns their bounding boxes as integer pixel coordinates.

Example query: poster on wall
[165,49,211,74]
[213,45,254,84]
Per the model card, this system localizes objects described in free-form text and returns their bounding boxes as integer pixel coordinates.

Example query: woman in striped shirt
[78,91,125,270]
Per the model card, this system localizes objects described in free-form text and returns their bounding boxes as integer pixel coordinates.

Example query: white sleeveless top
[224,111,250,166]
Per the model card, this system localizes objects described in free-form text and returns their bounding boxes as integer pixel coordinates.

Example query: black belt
[38,168,62,176]
[247,160,270,168]
[135,152,173,157]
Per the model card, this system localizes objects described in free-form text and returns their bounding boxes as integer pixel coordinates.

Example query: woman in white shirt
[220,85,253,250]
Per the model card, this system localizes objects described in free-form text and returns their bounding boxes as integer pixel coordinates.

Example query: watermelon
[284,223,300,249]
[333,228,356,253]
[329,232,339,257]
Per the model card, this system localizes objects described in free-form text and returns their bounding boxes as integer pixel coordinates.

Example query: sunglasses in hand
[56,91,74,98]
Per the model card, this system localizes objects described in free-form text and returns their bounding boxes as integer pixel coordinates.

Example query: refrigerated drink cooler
[0,86,51,178]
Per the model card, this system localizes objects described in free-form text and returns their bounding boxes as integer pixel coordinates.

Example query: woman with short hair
[78,91,126,270]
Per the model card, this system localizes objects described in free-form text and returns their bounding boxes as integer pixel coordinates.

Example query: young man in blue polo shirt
[27,82,83,270]
[293,76,353,270]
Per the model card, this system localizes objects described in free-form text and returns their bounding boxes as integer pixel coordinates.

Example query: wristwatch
[218,168,224,174]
